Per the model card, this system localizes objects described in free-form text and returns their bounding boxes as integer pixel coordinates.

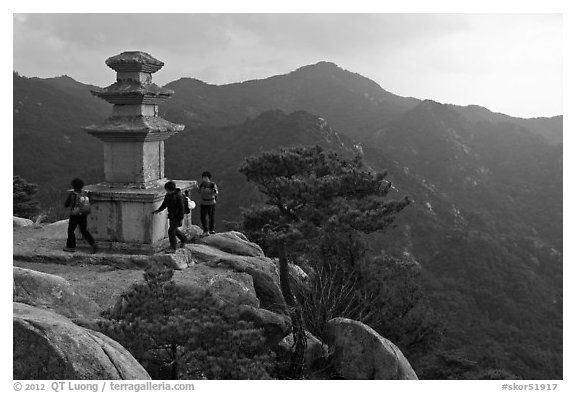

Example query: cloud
[13,13,562,117]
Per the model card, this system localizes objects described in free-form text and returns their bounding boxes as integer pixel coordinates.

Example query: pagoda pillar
[83,51,195,253]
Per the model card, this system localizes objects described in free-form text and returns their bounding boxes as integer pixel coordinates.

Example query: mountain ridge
[16,65,561,143]
[163,61,560,145]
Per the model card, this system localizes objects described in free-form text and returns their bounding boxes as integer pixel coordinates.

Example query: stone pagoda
[83,51,195,253]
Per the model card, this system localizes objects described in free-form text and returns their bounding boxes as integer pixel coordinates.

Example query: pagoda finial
[105,51,165,73]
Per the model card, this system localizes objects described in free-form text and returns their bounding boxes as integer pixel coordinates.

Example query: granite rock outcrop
[14,302,151,380]
[327,317,418,380]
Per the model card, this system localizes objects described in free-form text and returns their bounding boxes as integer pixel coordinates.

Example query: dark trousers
[200,204,216,232]
[168,218,187,249]
[66,214,95,248]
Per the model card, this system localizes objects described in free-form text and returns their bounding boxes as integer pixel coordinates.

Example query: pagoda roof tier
[105,51,164,73]
[91,82,174,105]
[84,116,185,142]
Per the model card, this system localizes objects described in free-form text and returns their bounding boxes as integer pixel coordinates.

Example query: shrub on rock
[13,175,40,219]
[100,265,274,380]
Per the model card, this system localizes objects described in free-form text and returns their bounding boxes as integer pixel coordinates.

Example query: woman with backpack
[63,178,97,254]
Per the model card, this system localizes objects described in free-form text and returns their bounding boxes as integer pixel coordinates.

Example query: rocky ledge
[13,220,417,380]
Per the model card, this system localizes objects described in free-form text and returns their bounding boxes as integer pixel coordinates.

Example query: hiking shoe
[179,240,187,248]
[90,244,98,254]
[201,232,209,238]
[63,247,76,253]
[209,231,216,235]
[165,249,176,254]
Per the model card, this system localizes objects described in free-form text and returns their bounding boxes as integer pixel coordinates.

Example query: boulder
[238,305,292,345]
[207,276,260,308]
[327,317,418,380]
[44,219,70,237]
[13,302,150,380]
[13,216,33,227]
[279,330,328,368]
[13,267,102,320]
[187,243,286,313]
[273,259,310,288]
[288,263,309,283]
[197,231,265,257]
[183,224,204,241]
[148,251,195,270]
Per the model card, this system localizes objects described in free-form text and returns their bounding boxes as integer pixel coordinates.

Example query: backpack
[200,182,218,202]
[71,190,91,216]
[183,195,191,214]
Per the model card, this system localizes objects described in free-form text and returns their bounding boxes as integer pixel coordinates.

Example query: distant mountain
[162,61,420,141]
[371,100,562,222]
[13,72,110,213]
[35,74,103,101]
[449,104,563,145]
[12,64,562,379]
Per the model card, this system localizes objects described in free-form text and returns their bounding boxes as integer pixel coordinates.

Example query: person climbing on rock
[152,180,188,253]
[197,170,218,237]
[63,178,97,254]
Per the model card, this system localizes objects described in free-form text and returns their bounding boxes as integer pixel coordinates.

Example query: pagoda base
[85,180,197,253]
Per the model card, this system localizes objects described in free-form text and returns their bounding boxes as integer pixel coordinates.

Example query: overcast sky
[13,13,562,118]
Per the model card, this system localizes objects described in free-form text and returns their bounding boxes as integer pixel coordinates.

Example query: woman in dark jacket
[153,180,188,253]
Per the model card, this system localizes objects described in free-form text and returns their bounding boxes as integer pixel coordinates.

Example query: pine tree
[100,264,273,379]
[239,145,410,377]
